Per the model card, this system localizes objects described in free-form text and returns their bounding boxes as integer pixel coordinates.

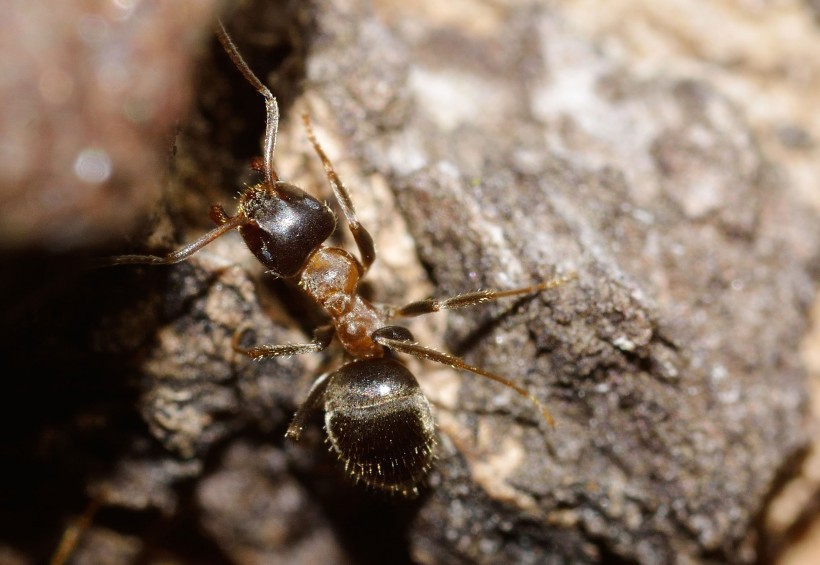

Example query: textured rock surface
[1,0,817,564]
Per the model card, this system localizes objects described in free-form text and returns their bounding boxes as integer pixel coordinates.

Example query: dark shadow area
[294,441,422,565]
[0,250,161,563]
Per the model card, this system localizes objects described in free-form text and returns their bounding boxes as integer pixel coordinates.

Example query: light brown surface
[0,0,218,249]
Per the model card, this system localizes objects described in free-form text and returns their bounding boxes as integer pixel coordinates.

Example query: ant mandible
[110,21,575,496]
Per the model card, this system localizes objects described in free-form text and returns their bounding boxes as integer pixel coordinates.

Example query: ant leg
[285,370,333,441]
[232,325,336,441]
[301,114,376,272]
[232,325,336,359]
[392,272,577,318]
[216,20,279,188]
[373,330,555,428]
[103,213,248,266]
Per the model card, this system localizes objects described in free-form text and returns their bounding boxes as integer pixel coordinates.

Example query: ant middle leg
[231,324,336,441]
[231,323,337,441]
[391,272,577,318]
[301,114,377,272]
[232,324,336,360]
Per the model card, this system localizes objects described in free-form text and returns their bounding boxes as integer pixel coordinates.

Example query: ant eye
[323,358,436,495]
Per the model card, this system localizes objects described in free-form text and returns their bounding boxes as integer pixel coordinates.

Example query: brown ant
[109,21,575,496]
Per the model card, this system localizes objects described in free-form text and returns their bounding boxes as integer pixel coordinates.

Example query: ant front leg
[391,272,577,318]
[301,114,376,272]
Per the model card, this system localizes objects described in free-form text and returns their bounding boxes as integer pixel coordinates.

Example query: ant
[108,21,575,496]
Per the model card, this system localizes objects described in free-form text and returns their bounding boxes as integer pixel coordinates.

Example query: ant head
[323,357,436,496]
[237,181,336,278]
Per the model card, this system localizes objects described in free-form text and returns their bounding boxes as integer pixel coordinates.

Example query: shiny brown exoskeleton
[111,22,575,496]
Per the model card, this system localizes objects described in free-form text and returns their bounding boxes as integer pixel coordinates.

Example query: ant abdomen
[323,358,436,495]
[237,181,336,277]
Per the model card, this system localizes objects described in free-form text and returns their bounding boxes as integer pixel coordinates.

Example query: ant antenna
[103,213,247,266]
[215,19,279,188]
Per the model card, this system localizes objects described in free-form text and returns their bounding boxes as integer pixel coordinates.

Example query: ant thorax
[300,246,386,358]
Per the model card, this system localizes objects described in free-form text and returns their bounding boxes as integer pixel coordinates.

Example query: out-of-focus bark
[0,0,218,249]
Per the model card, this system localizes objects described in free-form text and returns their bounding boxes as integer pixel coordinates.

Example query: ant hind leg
[285,370,333,441]
[372,333,555,428]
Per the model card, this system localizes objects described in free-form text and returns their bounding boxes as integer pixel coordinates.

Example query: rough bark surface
[1,1,818,564]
